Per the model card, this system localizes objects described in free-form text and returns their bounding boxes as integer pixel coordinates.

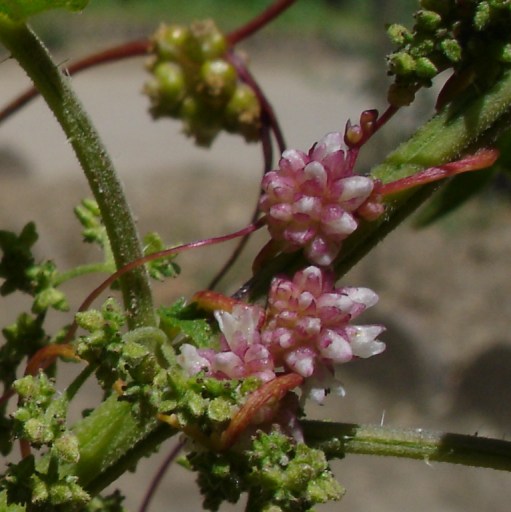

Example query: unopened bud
[224,84,261,141]
[197,59,237,107]
[441,39,462,63]
[415,56,438,78]
[187,20,227,62]
[360,109,378,136]
[344,120,363,146]
[146,62,186,114]
[414,9,442,31]
[388,51,416,75]
[153,24,190,62]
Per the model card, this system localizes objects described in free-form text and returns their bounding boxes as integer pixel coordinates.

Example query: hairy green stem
[67,395,177,492]
[302,421,511,471]
[0,18,164,498]
[54,262,115,287]
[0,18,154,328]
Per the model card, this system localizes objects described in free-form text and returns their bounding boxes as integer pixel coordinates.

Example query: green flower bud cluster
[74,298,258,434]
[5,373,90,510]
[386,0,511,106]
[74,298,126,391]
[144,20,261,146]
[187,429,344,512]
[11,373,77,458]
[2,455,89,511]
[29,472,89,510]
[74,199,108,248]
[27,261,68,313]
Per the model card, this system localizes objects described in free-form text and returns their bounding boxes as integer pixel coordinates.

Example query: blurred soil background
[1,0,511,510]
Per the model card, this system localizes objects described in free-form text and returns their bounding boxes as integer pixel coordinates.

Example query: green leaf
[158,299,214,349]
[0,222,37,296]
[0,0,88,21]
[143,232,180,281]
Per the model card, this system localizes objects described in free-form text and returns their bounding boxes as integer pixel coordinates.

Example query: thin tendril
[208,122,274,289]
[62,219,265,345]
[227,0,298,45]
[0,39,149,125]
[227,50,286,153]
[138,439,186,512]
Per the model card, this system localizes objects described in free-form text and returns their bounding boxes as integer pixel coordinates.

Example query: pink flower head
[177,304,275,383]
[262,266,385,386]
[260,132,374,266]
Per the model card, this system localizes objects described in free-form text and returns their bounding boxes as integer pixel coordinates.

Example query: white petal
[349,325,386,358]
[338,176,374,205]
[319,329,353,363]
[177,344,211,376]
[344,287,379,308]
[321,210,357,236]
[214,351,244,378]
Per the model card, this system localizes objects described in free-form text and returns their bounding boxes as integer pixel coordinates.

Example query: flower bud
[180,96,222,146]
[441,38,462,63]
[152,24,190,62]
[186,20,228,62]
[415,56,438,78]
[388,51,416,75]
[146,62,186,115]
[387,23,412,45]
[224,84,261,141]
[197,59,237,107]
[414,9,442,31]
[387,82,417,106]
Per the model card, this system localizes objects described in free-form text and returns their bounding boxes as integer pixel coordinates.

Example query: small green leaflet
[158,298,216,349]
[0,0,88,21]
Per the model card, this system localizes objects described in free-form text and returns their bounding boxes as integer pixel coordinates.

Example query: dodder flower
[178,304,275,383]
[262,266,385,400]
[259,132,374,266]
[178,267,385,403]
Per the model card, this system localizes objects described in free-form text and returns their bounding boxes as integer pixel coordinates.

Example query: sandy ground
[1,40,511,511]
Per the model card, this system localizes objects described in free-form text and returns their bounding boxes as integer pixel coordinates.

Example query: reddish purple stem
[226,0,298,45]
[0,39,149,124]
[63,219,265,345]
[138,439,186,512]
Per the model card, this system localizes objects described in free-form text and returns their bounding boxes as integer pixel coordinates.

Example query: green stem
[68,395,177,492]
[55,262,115,287]
[0,19,154,328]
[302,421,511,471]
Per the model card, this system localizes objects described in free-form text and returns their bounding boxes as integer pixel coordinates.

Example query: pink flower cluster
[259,132,375,266]
[177,266,385,402]
[178,304,276,383]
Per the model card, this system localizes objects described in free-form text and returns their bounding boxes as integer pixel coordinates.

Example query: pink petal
[284,347,316,377]
[305,236,341,266]
[310,132,344,161]
[320,206,358,237]
[177,344,212,376]
[318,329,353,363]
[279,149,309,174]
